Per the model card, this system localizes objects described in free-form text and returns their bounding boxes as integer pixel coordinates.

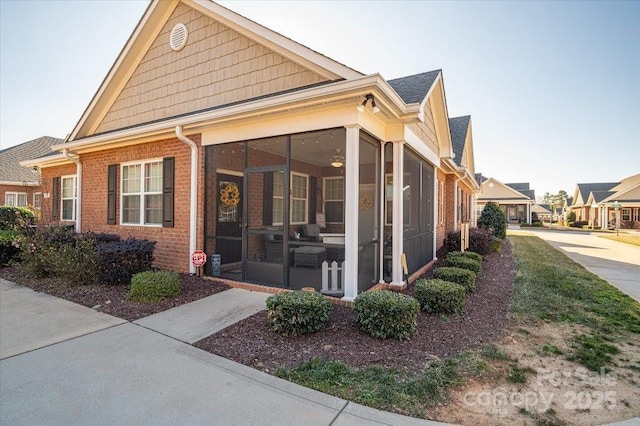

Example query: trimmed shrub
[490,236,503,252]
[126,270,181,303]
[98,238,156,285]
[446,250,483,263]
[442,256,481,274]
[354,290,420,340]
[0,206,36,231]
[414,279,466,314]
[433,267,476,293]
[85,232,121,244]
[0,230,20,266]
[266,291,333,337]
[443,227,493,256]
[478,202,507,239]
[572,221,588,228]
[565,211,576,226]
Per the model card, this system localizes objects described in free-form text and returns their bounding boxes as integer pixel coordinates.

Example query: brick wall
[0,184,41,209]
[40,134,204,273]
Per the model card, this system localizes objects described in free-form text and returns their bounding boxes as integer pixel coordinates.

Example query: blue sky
[1,0,638,199]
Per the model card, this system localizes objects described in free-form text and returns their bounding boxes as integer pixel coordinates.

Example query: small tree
[565,211,576,226]
[478,202,506,239]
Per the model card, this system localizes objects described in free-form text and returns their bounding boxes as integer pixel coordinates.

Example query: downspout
[175,126,198,275]
[453,174,464,231]
[62,149,82,233]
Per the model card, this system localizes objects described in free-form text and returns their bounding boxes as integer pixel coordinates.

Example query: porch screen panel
[402,147,434,275]
[357,132,380,292]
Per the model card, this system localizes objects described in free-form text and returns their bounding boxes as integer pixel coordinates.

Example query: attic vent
[169,23,188,51]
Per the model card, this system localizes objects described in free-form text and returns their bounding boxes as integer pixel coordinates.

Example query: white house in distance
[475,175,535,224]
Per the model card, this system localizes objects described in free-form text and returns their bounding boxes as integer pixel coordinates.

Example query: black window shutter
[263,172,274,226]
[162,157,175,227]
[107,164,117,225]
[309,176,317,224]
[52,177,60,221]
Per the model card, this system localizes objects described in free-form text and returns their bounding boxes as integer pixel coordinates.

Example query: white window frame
[621,208,631,222]
[323,176,344,224]
[61,175,77,221]
[4,192,27,207]
[120,159,163,226]
[33,192,42,209]
[633,208,640,222]
[438,181,444,224]
[272,171,308,226]
[385,173,411,226]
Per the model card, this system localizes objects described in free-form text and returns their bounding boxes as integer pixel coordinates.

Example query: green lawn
[598,234,640,247]
[278,235,640,417]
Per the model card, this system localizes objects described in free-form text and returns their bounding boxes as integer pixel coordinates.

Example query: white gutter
[62,149,82,233]
[175,126,198,275]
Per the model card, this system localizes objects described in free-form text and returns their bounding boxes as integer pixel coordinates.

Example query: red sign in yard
[191,250,207,267]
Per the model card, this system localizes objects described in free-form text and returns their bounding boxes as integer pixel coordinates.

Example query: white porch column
[527,203,531,224]
[391,140,404,287]
[432,167,438,261]
[343,125,360,301]
[378,142,386,284]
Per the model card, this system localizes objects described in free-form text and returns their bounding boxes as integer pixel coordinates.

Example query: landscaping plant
[354,290,420,340]
[477,201,506,239]
[446,251,483,263]
[433,267,476,293]
[126,270,181,303]
[442,256,481,274]
[443,228,493,256]
[266,290,333,337]
[414,279,466,314]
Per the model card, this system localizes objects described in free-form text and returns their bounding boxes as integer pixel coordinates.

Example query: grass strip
[276,353,485,418]
[509,235,640,334]
[598,235,640,247]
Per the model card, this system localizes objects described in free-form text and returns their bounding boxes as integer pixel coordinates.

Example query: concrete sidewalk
[0,279,446,426]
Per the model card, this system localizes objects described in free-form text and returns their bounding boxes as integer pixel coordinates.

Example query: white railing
[321,260,344,295]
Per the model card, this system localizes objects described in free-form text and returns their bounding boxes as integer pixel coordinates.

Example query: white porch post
[432,167,438,261]
[391,140,404,287]
[342,125,360,301]
[378,142,386,284]
[527,203,531,224]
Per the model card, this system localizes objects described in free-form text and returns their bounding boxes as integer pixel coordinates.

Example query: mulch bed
[195,240,515,372]
[0,268,230,322]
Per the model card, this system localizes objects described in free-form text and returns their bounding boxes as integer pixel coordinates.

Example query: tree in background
[477,201,507,239]
[541,190,568,222]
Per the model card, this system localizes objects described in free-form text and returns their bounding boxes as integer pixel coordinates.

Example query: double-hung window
[61,176,77,220]
[324,177,344,223]
[33,192,42,209]
[5,192,27,207]
[121,160,163,225]
[272,171,308,225]
[621,208,631,222]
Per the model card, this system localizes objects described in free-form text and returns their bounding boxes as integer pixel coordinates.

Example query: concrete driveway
[516,228,640,302]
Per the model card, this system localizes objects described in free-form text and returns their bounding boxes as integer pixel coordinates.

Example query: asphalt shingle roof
[506,183,530,192]
[576,182,619,204]
[590,191,615,203]
[0,136,63,184]
[449,116,470,167]
[475,173,488,185]
[387,70,441,104]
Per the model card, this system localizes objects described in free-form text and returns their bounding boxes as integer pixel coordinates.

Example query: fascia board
[601,182,640,203]
[54,74,418,153]
[0,180,39,186]
[187,0,362,81]
[20,154,72,168]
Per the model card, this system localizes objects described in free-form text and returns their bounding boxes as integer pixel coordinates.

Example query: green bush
[490,236,503,252]
[477,202,507,239]
[446,251,483,263]
[414,279,466,314]
[433,267,476,293]
[266,291,333,337]
[0,206,36,231]
[0,230,20,266]
[565,211,576,226]
[126,270,181,303]
[18,226,100,285]
[354,290,420,340]
[442,256,481,274]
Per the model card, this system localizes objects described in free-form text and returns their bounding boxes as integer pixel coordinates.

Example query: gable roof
[574,182,619,205]
[388,70,441,104]
[69,0,365,141]
[448,115,470,167]
[506,183,534,201]
[0,136,63,184]
[478,177,535,202]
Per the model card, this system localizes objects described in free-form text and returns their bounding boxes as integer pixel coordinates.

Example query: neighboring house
[475,175,535,224]
[570,174,640,229]
[532,204,551,222]
[22,0,478,300]
[0,136,63,212]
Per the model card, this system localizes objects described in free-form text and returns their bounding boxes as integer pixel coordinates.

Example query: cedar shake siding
[94,3,329,135]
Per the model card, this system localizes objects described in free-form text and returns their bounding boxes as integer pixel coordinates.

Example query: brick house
[23,0,478,300]
[0,136,63,214]
[570,174,640,229]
